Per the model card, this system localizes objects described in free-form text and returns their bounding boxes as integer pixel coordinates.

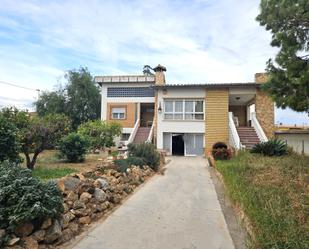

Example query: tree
[77,120,122,152]
[256,0,309,113]
[35,67,101,129]
[0,116,20,163]
[20,114,71,170]
[36,89,66,117]
[0,108,70,169]
[66,67,101,129]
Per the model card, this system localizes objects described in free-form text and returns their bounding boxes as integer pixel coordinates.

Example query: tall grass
[217,152,309,249]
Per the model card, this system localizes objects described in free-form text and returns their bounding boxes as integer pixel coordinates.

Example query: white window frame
[111,107,126,120]
[163,99,204,121]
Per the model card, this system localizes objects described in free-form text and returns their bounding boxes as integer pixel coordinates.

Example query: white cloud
[0,0,307,123]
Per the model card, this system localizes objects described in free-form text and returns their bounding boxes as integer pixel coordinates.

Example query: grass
[21,150,106,181]
[32,167,77,181]
[216,151,309,249]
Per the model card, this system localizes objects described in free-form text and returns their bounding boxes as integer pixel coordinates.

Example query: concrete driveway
[71,156,234,249]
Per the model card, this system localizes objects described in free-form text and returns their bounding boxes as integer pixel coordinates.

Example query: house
[95,65,274,156]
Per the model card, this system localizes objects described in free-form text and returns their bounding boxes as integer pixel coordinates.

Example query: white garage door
[185,134,204,156]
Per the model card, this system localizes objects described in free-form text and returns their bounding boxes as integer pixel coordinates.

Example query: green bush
[78,120,122,151]
[0,116,21,163]
[59,133,90,162]
[0,161,63,233]
[128,143,160,171]
[114,156,145,173]
[250,139,287,156]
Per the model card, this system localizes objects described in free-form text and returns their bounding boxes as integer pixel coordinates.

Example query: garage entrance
[172,134,184,156]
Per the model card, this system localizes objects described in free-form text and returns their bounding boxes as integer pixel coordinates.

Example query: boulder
[32,230,46,242]
[44,220,62,244]
[23,236,38,249]
[41,218,52,230]
[62,212,76,228]
[67,222,79,235]
[7,237,20,246]
[79,192,92,203]
[0,229,5,239]
[94,178,109,190]
[78,216,91,225]
[73,200,86,210]
[59,177,81,192]
[94,188,107,202]
[15,222,34,237]
[59,228,74,243]
[67,191,79,202]
[70,209,88,217]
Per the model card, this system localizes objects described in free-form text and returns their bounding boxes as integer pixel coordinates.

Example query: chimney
[153,64,166,85]
[255,73,268,83]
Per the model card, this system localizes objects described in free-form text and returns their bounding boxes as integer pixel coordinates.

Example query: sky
[0,0,308,125]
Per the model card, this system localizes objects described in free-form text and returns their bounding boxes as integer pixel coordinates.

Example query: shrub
[250,139,287,156]
[212,148,232,160]
[0,116,21,163]
[127,143,160,171]
[114,156,145,173]
[0,161,63,233]
[59,133,90,162]
[212,142,231,160]
[78,120,122,152]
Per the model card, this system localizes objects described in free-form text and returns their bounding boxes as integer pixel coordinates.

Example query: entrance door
[140,103,154,127]
[172,134,184,156]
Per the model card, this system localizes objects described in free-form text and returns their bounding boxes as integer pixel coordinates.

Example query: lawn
[21,150,106,181]
[216,151,309,249]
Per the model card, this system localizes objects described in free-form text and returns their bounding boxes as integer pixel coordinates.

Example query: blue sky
[0,0,308,125]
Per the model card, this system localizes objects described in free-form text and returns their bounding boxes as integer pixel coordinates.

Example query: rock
[23,237,38,249]
[75,173,85,181]
[8,237,20,246]
[77,180,95,195]
[44,220,62,244]
[41,218,52,229]
[78,216,91,225]
[79,192,92,203]
[67,191,78,202]
[32,230,46,242]
[63,203,69,213]
[15,222,34,237]
[67,222,79,235]
[73,200,86,210]
[0,229,5,239]
[59,228,74,243]
[59,177,81,192]
[110,195,121,204]
[62,212,76,228]
[94,178,109,190]
[70,209,88,217]
[94,188,106,202]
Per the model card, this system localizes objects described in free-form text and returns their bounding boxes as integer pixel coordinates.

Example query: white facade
[156,88,205,154]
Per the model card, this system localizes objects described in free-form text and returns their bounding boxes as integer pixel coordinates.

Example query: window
[164,99,204,120]
[111,107,126,119]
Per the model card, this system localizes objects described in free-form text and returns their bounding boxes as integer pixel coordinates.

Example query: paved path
[72,157,235,249]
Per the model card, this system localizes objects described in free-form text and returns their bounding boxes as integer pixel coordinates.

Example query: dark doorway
[140,103,154,127]
[172,134,184,156]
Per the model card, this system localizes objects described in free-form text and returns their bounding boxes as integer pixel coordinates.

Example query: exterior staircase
[133,127,151,144]
[236,127,261,149]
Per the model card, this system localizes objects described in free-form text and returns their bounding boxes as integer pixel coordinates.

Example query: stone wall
[255,89,275,139]
[254,73,275,139]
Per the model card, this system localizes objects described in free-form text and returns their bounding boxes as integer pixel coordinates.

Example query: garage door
[185,134,204,156]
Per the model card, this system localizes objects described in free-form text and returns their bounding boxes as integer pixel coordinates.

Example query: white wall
[276,133,309,154]
[156,88,205,149]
